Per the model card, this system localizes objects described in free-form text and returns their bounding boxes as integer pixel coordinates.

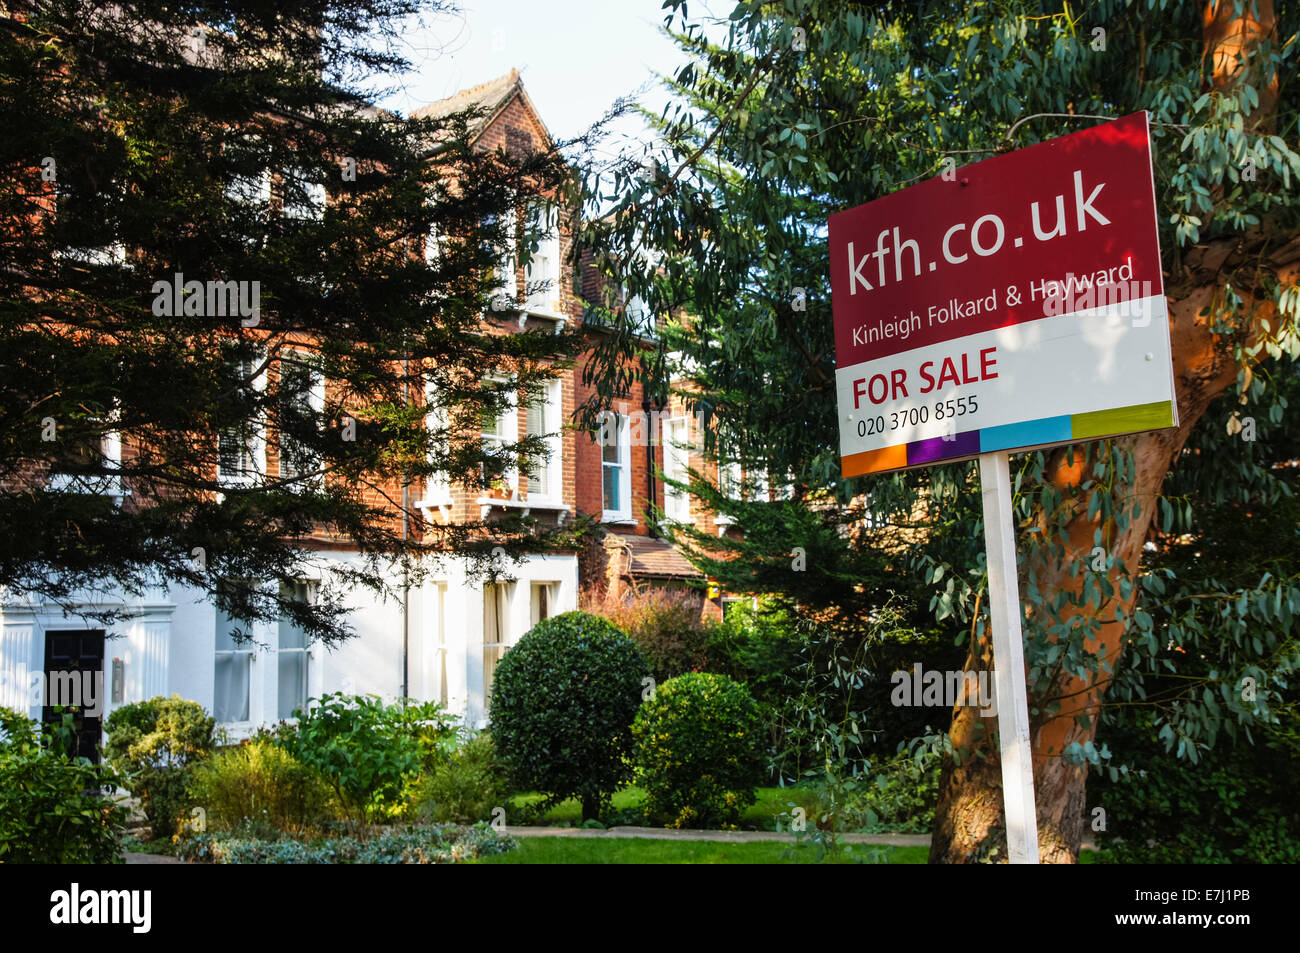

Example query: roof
[607,532,702,579]
[410,68,553,147]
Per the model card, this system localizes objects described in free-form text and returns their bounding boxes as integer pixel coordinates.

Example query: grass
[508,784,822,830]
[123,833,175,855]
[475,837,931,864]
[476,837,1103,864]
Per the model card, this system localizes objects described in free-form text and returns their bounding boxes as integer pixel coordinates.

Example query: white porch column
[0,622,36,717]
[125,615,170,703]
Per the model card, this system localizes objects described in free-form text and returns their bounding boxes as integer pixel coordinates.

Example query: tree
[1,0,583,641]
[577,0,1300,862]
[488,611,649,822]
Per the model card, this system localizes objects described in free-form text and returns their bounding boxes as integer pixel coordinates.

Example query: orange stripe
[841,444,908,478]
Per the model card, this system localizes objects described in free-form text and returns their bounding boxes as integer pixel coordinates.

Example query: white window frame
[486,212,516,312]
[430,581,448,706]
[425,220,445,268]
[662,416,692,524]
[482,581,515,706]
[281,168,326,220]
[217,350,267,488]
[529,581,557,628]
[524,202,562,317]
[525,379,562,504]
[481,378,518,496]
[226,167,271,207]
[277,580,314,722]
[421,378,452,509]
[625,291,653,335]
[213,582,254,728]
[46,407,126,500]
[600,411,632,522]
[278,350,325,490]
[715,459,742,529]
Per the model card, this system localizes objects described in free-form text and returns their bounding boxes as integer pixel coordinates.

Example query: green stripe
[1071,401,1174,440]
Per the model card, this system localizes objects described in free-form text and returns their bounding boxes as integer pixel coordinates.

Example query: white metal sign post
[979,452,1039,863]
[828,113,1174,864]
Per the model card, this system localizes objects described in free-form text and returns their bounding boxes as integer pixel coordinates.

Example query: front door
[42,629,105,762]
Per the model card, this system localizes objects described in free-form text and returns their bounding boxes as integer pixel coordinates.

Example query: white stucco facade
[0,549,577,741]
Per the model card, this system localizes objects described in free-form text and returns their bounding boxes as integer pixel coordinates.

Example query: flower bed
[177,822,515,864]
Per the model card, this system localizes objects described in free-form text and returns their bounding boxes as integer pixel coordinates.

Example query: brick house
[0,67,743,741]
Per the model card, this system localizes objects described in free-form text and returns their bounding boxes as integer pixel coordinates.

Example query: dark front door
[43,629,105,762]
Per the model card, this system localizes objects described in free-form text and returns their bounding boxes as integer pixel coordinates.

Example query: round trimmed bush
[632,672,766,829]
[104,695,215,839]
[489,611,648,821]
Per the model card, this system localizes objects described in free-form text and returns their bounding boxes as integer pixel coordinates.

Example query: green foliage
[701,600,804,708]
[1090,707,1300,864]
[275,694,454,825]
[187,738,336,835]
[847,736,946,835]
[0,0,582,644]
[178,822,516,864]
[632,672,766,829]
[0,707,127,864]
[489,611,649,821]
[103,694,215,840]
[596,585,709,681]
[412,732,506,825]
[575,2,1300,843]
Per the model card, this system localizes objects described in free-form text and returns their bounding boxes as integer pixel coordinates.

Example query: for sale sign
[830,112,1176,477]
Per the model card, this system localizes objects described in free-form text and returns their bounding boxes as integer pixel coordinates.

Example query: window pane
[603,465,620,512]
[526,397,550,496]
[215,608,248,651]
[278,652,307,720]
[279,582,311,648]
[214,654,250,723]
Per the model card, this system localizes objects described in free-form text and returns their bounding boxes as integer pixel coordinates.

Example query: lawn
[477,838,1102,864]
[475,837,931,864]
[508,784,822,830]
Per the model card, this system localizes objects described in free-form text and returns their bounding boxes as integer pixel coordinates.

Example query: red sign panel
[829,112,1175,477]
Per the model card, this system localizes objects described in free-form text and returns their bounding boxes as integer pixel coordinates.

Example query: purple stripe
[907,430,980,465]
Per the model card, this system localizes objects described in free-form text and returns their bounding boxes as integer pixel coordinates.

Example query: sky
[370,0,691,149]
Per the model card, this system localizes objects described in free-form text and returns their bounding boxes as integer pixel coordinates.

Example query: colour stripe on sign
[841,401,1176,477]
[908,430,980,466]
[841,444,908,478]
[980,415,1072,454]
[1071,401,1174,441]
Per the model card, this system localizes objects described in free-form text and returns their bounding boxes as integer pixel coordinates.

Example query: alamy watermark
[151,272,261,326]
[1,668,105,718]
[890,663,997,716]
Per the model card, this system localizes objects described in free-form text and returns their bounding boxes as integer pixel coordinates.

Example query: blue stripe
[979,415,1072,453]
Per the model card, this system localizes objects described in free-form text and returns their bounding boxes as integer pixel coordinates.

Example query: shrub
[590,585,708,680]
[0,708,127,863]
[702,600,804,708]
[489,610,649,821]
[188,738,336,835]
[276,694,453,824]
[103,695,215,839]
[177,822,515,864]
[632,673,766,829]
[412,732,505,825]
[1089,708,1300,864]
